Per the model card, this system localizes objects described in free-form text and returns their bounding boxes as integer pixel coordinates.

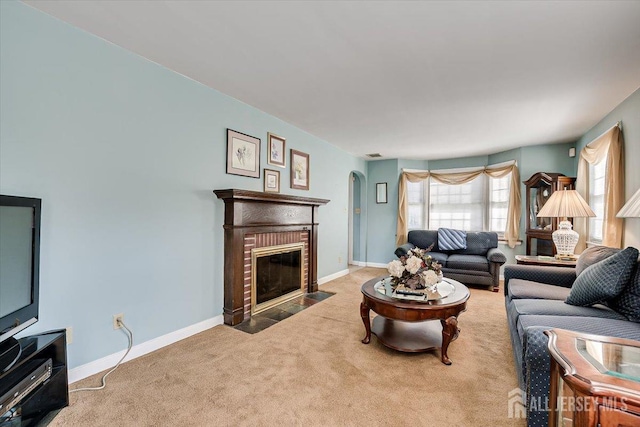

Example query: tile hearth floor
[232,291,335,334]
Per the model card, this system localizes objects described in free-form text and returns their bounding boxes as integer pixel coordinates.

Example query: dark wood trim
[214,189,329,325]
[214,189,328,206]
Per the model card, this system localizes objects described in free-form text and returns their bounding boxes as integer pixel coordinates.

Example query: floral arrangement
[387,244,443,291]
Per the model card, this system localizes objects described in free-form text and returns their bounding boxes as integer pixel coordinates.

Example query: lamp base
[552,220,580,259]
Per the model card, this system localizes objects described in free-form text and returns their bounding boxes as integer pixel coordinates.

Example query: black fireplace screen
[255,250,302,305]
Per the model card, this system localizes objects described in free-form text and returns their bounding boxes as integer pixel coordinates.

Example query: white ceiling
[24,1,640,160]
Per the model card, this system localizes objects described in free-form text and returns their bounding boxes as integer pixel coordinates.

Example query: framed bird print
[226,129,260,178]
[267,133,286,168]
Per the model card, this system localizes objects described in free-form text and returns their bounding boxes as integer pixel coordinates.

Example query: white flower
[405,256,423,274]
[423,269,439,286]
[387,260,405,278]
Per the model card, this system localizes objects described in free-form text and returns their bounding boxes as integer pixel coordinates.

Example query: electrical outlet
[113,313,124,329]
[66,327,73,344]
[338,256,342,264]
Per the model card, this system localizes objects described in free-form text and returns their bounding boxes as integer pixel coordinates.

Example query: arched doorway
[348,171,366,265]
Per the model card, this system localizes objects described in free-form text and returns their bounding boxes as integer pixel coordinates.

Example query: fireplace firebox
[252,243,305,314]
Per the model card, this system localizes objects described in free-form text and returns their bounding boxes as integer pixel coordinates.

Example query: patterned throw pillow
[566,247,639,307]
[437,228,467,251]
[575,246,620,276]
[608,262,640,322]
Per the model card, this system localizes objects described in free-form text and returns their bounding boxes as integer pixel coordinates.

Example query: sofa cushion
[508,279,572,301]
[608,264,640,322]
[426,252,448,265]
[517,314,640,344]
[437,228,467,250]
[445,254,489,272]
[575,245,620,276]
[407,230,439,252]
[456,231,497,256]
[566,247,639,306]
[512,299,626,320]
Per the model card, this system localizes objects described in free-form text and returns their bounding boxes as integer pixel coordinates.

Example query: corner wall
[0,1,365,369]
[574,88,640,248]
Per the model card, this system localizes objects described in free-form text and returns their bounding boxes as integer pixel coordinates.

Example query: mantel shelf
[213,189,329,207]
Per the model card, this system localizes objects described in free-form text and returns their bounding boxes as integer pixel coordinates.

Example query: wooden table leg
[440,316,460,365]
[360,301,371,344]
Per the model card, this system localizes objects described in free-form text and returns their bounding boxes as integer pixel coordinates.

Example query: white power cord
[69,319,133,393]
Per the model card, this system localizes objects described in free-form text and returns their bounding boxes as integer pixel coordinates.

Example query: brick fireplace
[213,189,329,326]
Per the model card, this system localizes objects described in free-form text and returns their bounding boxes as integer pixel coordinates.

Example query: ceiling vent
[366,153,382,158]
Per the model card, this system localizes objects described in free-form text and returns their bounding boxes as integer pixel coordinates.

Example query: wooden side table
[515,255,577,268]
[545,329,640,427]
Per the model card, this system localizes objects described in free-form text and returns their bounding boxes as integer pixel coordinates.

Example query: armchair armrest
[394,242,416,258]
[503,264,577,296]
[487,247,506,264]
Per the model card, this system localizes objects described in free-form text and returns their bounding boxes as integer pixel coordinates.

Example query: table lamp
[617,188,640,218]
[536,190,596,259]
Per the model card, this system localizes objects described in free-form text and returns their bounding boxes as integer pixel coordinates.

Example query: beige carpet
[52,268,526,426]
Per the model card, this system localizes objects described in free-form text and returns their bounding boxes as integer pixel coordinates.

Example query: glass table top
[577,337,640,383]
[373,277,458,302]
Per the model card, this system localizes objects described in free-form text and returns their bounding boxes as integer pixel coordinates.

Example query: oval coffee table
[360,276,470,365]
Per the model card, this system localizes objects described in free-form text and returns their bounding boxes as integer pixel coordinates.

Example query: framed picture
[267,133,286,168]
[376,183,388,204]
[226,129,260,178]
[264,169,280,193]
[290,149,309,190]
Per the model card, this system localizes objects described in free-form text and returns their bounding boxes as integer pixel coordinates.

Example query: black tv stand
[0,330,68,425]
[0,337,22,373]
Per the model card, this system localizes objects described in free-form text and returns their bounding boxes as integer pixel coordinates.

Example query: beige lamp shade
[536,190,595,257]
[536,190,596,219]
[617,188,640,218]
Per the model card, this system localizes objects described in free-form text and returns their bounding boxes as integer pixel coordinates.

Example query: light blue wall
[0,1,365,369]
[366,160,399,263]
[429,155,489,171]
[575,88,640,249]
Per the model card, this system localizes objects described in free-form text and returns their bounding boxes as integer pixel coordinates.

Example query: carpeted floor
[52,267,526,426]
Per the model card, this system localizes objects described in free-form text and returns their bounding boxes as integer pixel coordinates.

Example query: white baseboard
[366,262,388,268]
[349,261,367,267]
[68,315,223,384]
[318,269,349,285]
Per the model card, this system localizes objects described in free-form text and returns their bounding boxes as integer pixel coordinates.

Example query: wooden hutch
[524,172,576,256]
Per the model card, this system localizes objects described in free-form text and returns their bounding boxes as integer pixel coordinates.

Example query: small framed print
[290,149,309,190]
[264,169,280,193]
[226,129,260,178]
[376,183,388,204]
[267,133,286,168]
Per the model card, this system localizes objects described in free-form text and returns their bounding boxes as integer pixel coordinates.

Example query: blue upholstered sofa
[504,246,640,427]
[395,230,506,291]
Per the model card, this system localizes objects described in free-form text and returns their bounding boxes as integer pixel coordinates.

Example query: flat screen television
[0,195,41,372]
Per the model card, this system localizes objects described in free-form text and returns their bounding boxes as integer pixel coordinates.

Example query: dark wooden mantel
[214,189,330,325]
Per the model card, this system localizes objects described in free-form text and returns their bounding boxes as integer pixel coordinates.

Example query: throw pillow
[575,245,620,276]
[566,246,639,307]
[608,262,640,322]
[437,228,467,251]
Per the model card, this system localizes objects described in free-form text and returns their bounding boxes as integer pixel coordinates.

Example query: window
[489,174,511,236]
[429,176,485,230]
[407,180,425,230]
[406,168,512,235]
[588,156,607,244]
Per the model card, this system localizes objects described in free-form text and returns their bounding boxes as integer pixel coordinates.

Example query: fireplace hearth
[214,189,329,326]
